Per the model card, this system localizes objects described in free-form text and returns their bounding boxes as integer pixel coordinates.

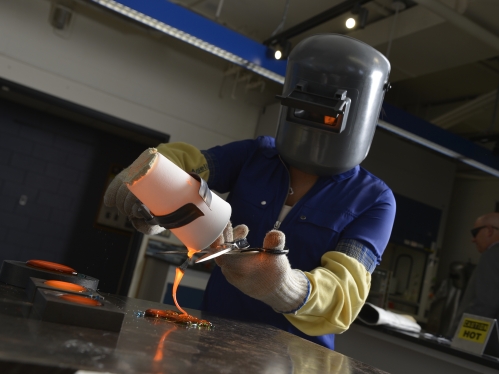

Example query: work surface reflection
[0,284,386,374]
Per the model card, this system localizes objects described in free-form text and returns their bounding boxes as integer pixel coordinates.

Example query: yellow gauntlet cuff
[156,142,209,181]
[284,251,371,336]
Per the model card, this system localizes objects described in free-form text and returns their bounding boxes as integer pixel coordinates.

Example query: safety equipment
[275,34,391,176]
[215,228,310,314]
[124,148,231,250]
[103,148,232,249]
[103,167,165,236]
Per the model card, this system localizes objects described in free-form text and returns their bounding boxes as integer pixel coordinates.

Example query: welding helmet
[275,34,391,176]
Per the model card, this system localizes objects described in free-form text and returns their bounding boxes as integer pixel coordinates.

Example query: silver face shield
[275,34,391,176]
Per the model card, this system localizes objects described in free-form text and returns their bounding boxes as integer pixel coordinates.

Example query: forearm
[284,251,371,336]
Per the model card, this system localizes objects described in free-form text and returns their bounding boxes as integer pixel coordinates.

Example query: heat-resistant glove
[209,220,249,249]
[103,167,164,235]
[215,229,310,314]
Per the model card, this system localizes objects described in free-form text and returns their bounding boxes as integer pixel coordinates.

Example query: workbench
[0,283,387,374]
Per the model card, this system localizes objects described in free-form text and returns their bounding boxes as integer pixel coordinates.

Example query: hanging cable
[215,0,224,20]
[385,1,405,59]
[486,82,499,134]
[271,0,291,37]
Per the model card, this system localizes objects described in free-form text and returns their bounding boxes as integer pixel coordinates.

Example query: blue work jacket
[201,136,395,350]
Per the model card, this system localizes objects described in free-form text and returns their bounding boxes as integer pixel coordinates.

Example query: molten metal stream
[172,268,186,315]
[144,248,212,328]
[172,248,199,315]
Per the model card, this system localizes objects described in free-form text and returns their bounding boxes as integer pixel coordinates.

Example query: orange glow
[173,268,187,315]
[153,325,177,362]
[186,248,199,257]
[44,280,87,293]
[172,247,200,315]
[59,294,102,306]
[145,308,212,328]
[146,309,173,318]
[324,116,337,125]
[27,260,77,275]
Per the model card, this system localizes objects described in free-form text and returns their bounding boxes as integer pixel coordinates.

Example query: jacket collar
[259,137,359,182]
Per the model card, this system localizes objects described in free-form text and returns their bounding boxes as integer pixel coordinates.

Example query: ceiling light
[50,4,73,30]
[348,5,369,30]
[267,39,292,61]
[346,17,356,29]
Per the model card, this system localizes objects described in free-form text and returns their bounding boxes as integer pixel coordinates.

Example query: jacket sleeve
[466,245,499,319]
[285,190,396,336]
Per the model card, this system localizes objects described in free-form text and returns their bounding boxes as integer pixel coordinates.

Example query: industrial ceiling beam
[413,0,499,52]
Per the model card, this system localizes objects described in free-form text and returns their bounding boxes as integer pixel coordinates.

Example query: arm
[103,142,209,234]
[217,190,396,336]
[286,190,396,335]
[285,248,371,335]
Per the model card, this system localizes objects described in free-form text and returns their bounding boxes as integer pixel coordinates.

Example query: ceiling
[170,0,499,154]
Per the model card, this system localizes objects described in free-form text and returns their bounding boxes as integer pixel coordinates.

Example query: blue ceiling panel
[113,0,287,77]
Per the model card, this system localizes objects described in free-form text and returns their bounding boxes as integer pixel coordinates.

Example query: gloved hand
[209,220,249,249]
[215,228,310,314]
[103,167,165,235]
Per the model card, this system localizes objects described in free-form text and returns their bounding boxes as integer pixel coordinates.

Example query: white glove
[209,220,249,249]
[215,228,310,314]
[103,167,165,235]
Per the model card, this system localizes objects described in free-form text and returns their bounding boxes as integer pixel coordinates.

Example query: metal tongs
[193,238,251,263]
[157,238,289,264]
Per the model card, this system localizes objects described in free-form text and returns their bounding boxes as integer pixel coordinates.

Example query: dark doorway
[0,78,169,295]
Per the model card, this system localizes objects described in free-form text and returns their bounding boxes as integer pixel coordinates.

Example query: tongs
[156,238,289,264]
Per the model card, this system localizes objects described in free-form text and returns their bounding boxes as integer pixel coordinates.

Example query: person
[447,212,499,338]
[104,34,396,350]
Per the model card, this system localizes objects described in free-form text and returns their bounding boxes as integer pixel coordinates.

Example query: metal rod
[385,5,401,59]
[215,0,224,20]
[270,0,291,37]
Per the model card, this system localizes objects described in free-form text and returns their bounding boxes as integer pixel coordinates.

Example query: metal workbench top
[0,283,387,374]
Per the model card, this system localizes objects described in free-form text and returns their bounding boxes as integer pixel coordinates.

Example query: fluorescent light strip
[90,0,285,84]
[378,120,499,178]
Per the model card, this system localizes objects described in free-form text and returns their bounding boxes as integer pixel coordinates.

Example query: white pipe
[413,0,499,52]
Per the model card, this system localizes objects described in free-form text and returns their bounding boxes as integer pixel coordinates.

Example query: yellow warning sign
[457,318,491,344]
